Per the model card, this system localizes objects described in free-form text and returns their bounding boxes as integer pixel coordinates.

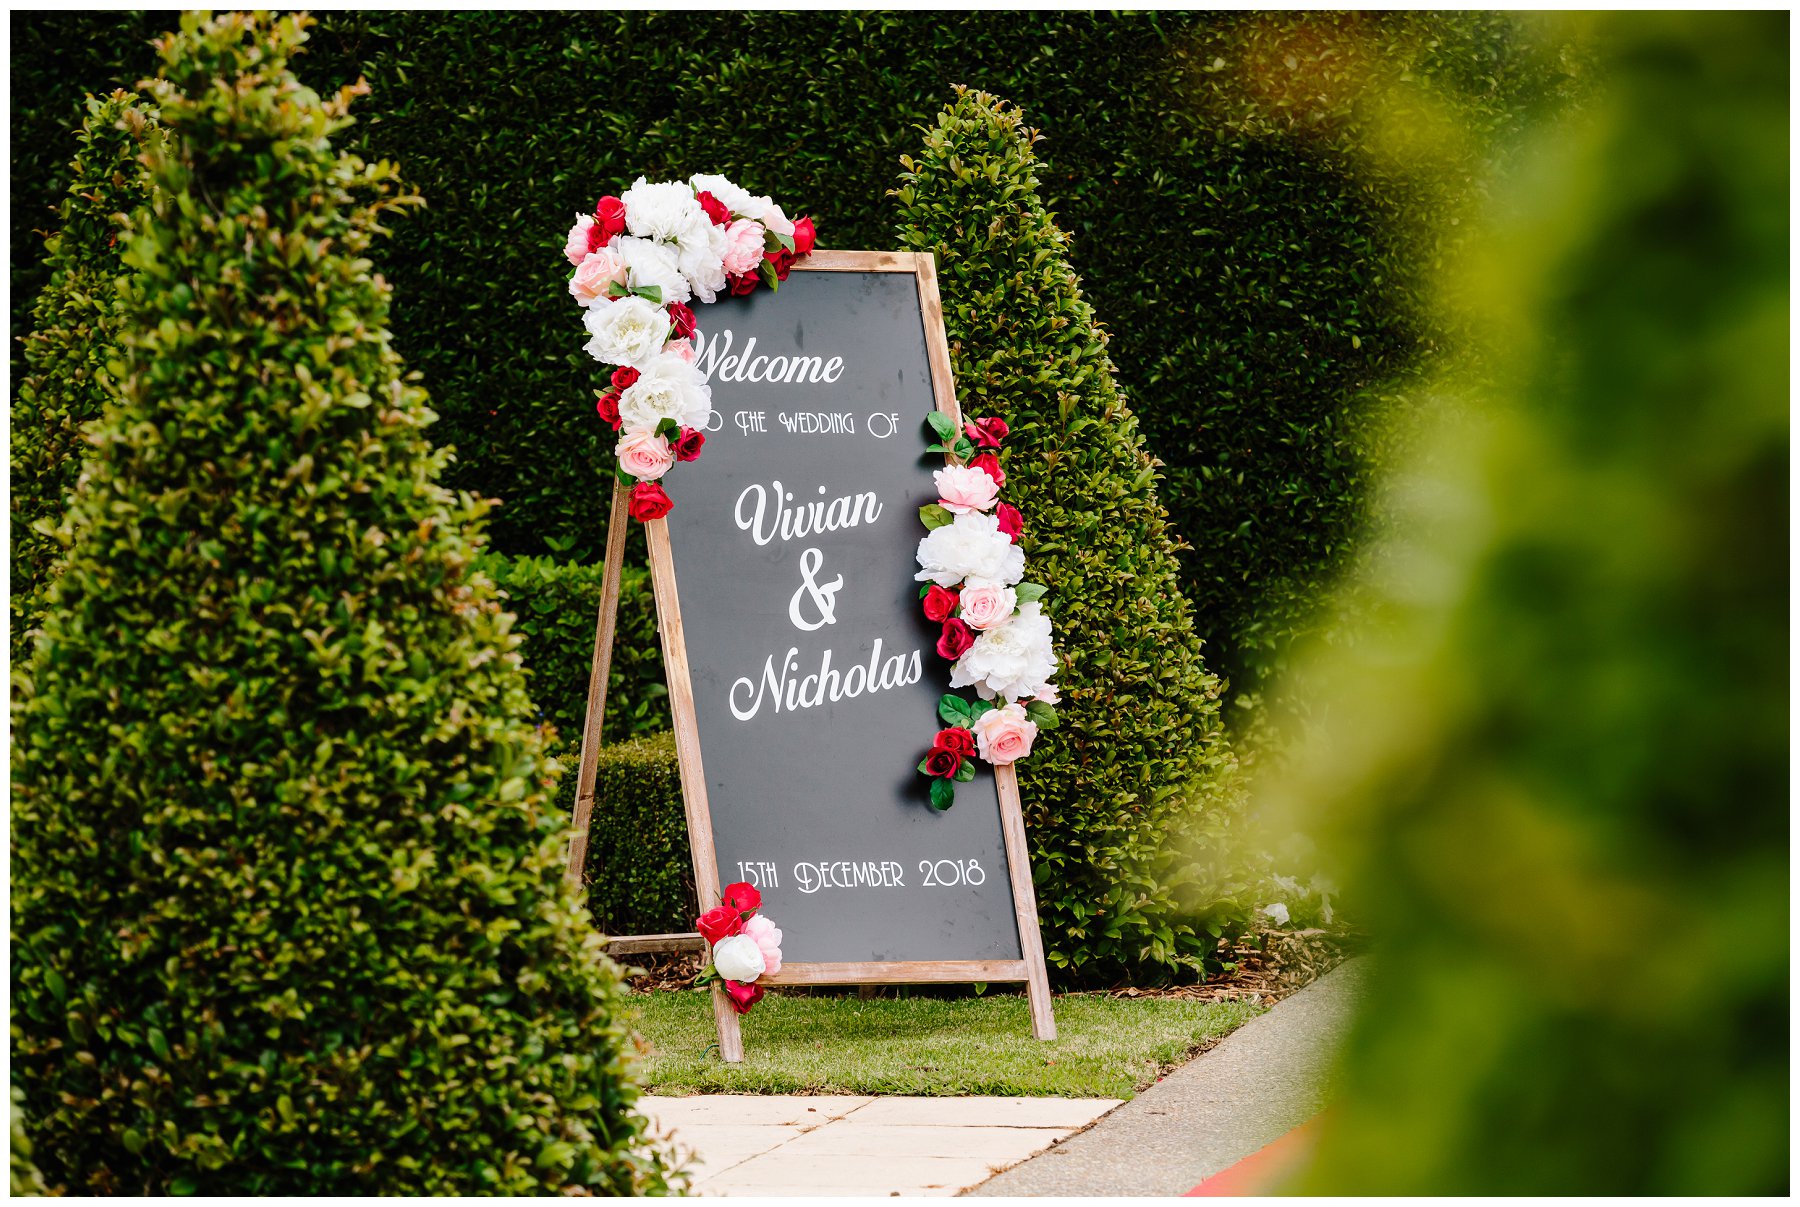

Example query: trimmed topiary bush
[554,733,696,936]
[482,553,667,743]
[10,14,676,1195]
[11,90,159,661]
[895,88,1240,983]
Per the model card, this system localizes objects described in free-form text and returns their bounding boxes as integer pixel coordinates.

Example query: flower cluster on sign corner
[563,175,817,522]
[913,414,1060,810]
[695,881,783,1014]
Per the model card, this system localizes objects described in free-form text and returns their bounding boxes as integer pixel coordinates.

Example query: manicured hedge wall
[555,733,696,937]
[10,12,1577,701]
[481,552,668,743]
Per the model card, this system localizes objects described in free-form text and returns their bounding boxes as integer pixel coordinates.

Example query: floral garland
[694,881,783,1014]
[913,414,1060,810]
[562,174,816,522]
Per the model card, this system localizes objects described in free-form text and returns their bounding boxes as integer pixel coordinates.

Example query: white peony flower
[678,220,731,304]
[711,933,766,982]
[620,176,710,246]
[613,235,692,306]
[618,353,714,431]
[583,295,670,366]
[689,172,758,217]
[914,511,1026,588]
[1261,902,1291,927]
[950,601,1058,702]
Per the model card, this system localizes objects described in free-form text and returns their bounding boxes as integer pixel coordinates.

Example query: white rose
[712,933,766,982]
[583,295,669,367]
[613,235,692,306]
[914,511,1026,588]
[678,220,730,304]
[620,176,709,245]
[688,172,758,217]
[950,601,1057,702]
[618,353,714,431]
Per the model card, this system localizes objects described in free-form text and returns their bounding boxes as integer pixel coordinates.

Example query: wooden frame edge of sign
[566,250,1056,1063]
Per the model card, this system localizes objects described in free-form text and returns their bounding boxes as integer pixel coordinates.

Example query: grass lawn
[624,989,1262,1099]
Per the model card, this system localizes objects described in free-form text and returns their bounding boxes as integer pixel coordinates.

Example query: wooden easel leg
[565,478,633,886]
[645,516,745,1063]
[995,765,1058,1041]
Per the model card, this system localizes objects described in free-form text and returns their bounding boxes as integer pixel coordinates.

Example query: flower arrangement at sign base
[914,413,1060,810]
[694,881,783,1014]
[563,175,817,521]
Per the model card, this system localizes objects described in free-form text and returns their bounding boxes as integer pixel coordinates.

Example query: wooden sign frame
[564,251,1055,1063]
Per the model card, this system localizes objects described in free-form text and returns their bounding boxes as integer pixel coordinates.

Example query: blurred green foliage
[11,91,160,662]
[9,14,676,1194]
[896,89,1241,982]
[9,11,1581,709]
[1264,11,1787,1194]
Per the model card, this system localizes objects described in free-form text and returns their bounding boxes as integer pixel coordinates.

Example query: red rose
[696,189,731,227]
[610,365,640,393]
[587,222,609,255]
[666,302,698,342]
[995,502,1024,541]
[965,416,1009,448]
[673,427,706,462]
[722,881,762,914]
[937,618,975,661]
[922,584,959,623]
[970,451,1006,488]
[923,746,962,779]
[933,726,976,759]
[765,247,796,281]
[724,979,766,1014]
[792,215,817,256]
[629,481,674,522]
[595,391,622,430]
[595,195,628,240]
[728,272,759,297]
[697,904,742,946]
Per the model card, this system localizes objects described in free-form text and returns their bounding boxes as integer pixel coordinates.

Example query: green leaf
[968,699,998,721]
[170,1177,198,1196]
[1014,582,1048,604]
[148,1027,171,1062]
[632,284,663,304]
[654,417,680,440]
[758,259,780,290]
[919,503,954,530]
[929,778,955,811]
[1025,700,1059,729]
[938,694,973,725]
[953,436,976,459]
[918,584,933,599]
[954,759,976,782]
[925,411,957,442]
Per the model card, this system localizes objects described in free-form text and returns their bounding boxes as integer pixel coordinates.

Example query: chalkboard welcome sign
[566,252,1054,1061]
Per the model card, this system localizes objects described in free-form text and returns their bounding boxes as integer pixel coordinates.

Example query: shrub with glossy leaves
[895,88,1240,983]
[554,733,696,936]
[10,14,676,1195]
[11,90,159,661]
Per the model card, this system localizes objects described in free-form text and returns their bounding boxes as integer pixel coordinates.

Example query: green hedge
[482,552,667,743]
[10,12,1578,703]
[556,733,696,937]
[10,15,675,1194]
[11,91,159,662]
[897,89,1239,982]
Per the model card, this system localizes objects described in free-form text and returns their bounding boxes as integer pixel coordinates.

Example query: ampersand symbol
[788,546,845,632]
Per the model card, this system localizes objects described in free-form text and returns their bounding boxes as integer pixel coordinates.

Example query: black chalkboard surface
[663,260,1028,967]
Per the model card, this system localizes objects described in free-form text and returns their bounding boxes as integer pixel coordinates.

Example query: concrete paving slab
[967,957,1369,1197]
[850,1095,1119,1130]
[642,1094,874,1127]
[701,1151,1002,1195]
[781,1122,1065,1162]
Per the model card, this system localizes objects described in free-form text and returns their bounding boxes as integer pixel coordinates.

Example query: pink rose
[760,202,796,239]
[721,218,767,276]
[564,214,597,266]
[972,702,1038,766]
[934,464,999,514]
[957,578,1017,631]
[569,247,627,305]
[617,428,676,481]
[1032,684,1060,707]
[743,914,783,977]
[663,337,696,363]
